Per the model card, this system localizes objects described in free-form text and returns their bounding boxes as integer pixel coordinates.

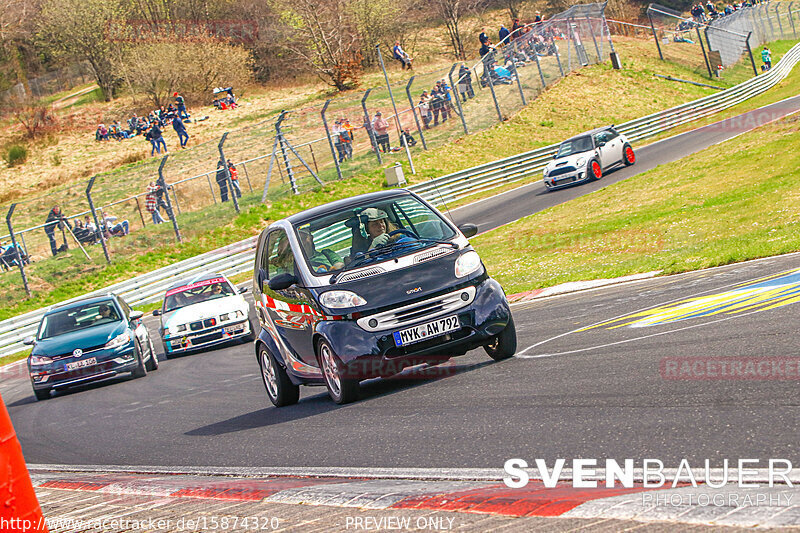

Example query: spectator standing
[332,120,347,163]
[216,159,230,202]
[418,91,432,129]
[534,11,543,23]
[172,114,189,148]
[342,118,355,159]
[499,24,510,44]
[145,182,166,224]
[479,28,490,46]
[44,205,69,256]
[372,111,390,152]
[151,123,167,155]
[458,64,474,101]
[762,46,772,70]
[228,159,242,198]
[512,18,523,37]
[174,92,190,120]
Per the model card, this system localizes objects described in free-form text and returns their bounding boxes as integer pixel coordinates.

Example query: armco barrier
[0,392,48,532]
[1,42,799,359]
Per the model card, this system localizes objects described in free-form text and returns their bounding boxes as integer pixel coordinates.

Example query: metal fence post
[218,133,239,213]
[405,77,429,148]
[5,204,30,298]
[776,4,784,37]
[533,48,546,87]
[510,42,527,106]
[703,26,712,61]
[133,197,146,227]
[206,175,217,204]
[157,155,181,243]
[745,32,759,76]
[376,44,403,142]
[85,176,111,264]
[361,89,382,164]
[648,12,664,60]
[586,15,601,62]
[321,99,344,181]
[446,65,469,135]
[242,163,253,192]
[765,4,775,40]
[789,2,797,39]
[697,26,714,78]
[553,38,565,76]
[171,186,182,215]
[483,58,503,122]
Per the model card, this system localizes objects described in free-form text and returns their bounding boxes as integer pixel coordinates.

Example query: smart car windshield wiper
[330,240,458,284]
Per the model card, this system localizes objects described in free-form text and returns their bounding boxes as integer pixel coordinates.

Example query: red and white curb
[27,468,800,528]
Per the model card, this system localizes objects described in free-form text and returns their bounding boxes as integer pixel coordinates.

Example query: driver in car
[95,304,114,322]
[363,208,396,250]
[298,228,344,273]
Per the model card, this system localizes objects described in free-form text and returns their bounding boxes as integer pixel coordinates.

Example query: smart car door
[261,229,318,368]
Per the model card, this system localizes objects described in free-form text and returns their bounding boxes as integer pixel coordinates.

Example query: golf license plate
[393,315,459,347]
[65,357,96,371]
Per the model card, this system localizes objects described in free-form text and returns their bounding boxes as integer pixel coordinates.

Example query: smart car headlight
[576,157,586,167]
[29,355,53,366]
[105,332,131,350]
[455,250,482,278]
[320,290,367,309]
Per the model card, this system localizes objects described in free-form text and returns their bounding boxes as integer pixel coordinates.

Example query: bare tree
[37,0,125,100]
[431,0,487,59]
[272,0,363,91]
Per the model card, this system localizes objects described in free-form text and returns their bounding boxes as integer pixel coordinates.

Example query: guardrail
[2,42,799,360]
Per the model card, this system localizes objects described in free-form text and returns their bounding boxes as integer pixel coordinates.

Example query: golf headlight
[455,250,482,278]
[320,290,367,309]
[576,157,586,167]
[105,332,131,349]
[29,355,53,366]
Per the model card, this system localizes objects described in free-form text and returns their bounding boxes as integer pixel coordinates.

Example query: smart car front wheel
[259,347,299,407]
[317,339,359,404]
[484,316,517,361]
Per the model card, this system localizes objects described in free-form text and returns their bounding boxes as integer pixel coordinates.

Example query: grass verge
[474,112,800,294]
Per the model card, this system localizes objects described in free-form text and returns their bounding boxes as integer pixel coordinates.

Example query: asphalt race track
[3,97,800,468]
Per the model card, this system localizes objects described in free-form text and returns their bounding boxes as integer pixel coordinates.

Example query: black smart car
[252,189,516,405]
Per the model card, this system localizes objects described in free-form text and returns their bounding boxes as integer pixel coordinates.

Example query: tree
[115,39,253,107]
[272,0,363,91]
[37,0,125,100]
[431,0,487,60]
[349,0,404,66]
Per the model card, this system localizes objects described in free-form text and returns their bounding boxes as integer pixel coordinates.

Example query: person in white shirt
[99,210,130,236]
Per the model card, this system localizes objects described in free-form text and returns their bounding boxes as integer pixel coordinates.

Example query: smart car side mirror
[458,223,478,238]
[129,310,144,321]
[152,309,161,316]
[22,336,36,346]
[269,273,298,291]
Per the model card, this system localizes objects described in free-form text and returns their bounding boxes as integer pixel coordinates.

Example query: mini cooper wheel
[589,159,602,181]
[318,339,359,404]
[145,337,159,371]
[623,144,635,166]
[484,316,517,361]
[131,341,148,378]
[259,346,299,407]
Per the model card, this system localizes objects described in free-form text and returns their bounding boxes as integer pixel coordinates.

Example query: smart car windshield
[38,300,121,340]
[296,195,457,276]
[164,277,234,312]
[556,135,593,158]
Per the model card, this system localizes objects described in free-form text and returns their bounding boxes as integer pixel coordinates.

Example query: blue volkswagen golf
[24,294,158,400]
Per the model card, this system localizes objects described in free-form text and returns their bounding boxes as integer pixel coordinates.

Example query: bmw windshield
[555,135,593,158]
[164,277,235,312]
[37,300,121,340]
[294,195,457,277]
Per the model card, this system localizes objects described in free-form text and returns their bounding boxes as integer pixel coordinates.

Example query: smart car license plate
[65,357,96,371]
[393,315,459,347]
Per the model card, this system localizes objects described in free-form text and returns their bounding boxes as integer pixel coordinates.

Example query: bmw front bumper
[164,318,251,354]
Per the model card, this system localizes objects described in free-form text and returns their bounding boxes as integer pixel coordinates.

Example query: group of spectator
[0,241,29,271]
[212,87,238,110]
[95,93,191,156]
[332,118,356,163]
[215,159,242,203]
[690,0,758,23]
[43,205,130,257]
[417,79,459,129]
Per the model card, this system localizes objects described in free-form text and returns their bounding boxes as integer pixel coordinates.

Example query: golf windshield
[556,136,593,158]
[164,278,235,312]
[38,300,121,340]
[295,195,457,275]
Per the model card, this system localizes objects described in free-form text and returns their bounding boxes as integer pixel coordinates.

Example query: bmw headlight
[220,313,230,322]
[576,157,586,167]
[105,332,131,350]
[320,291,367,309]
[455,250,482,278]
[29,355,53,366]
[176,324,187,332]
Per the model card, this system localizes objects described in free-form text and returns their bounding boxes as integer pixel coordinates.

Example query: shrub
[4,144,29,167]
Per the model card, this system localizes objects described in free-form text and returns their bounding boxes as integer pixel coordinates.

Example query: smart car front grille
[414,247,456,264]
[356,286,476,332]
[548,165,577,177]
[336,266,386,283]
